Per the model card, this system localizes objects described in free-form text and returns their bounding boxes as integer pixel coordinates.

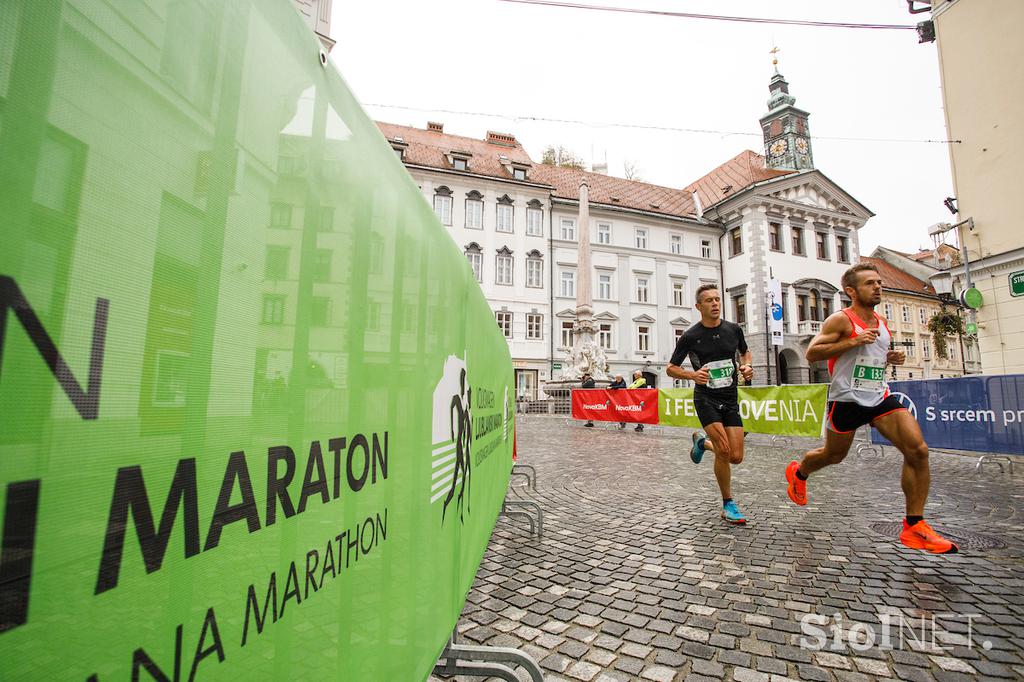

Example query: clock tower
[759,68,814,171]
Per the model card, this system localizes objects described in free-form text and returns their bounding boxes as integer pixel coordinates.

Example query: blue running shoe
[721,499,747,525]
[690,430,707,464]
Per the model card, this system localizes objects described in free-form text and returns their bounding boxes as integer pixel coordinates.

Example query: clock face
[795,137,809,154]
[769,139,787,157]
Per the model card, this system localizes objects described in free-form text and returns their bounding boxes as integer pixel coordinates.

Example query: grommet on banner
[319,49,327,67]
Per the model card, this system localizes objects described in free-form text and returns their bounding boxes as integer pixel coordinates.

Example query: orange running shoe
[899,519,959,554]
[785,461,807,506]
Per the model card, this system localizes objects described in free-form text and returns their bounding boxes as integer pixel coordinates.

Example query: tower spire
[759,63,814,171]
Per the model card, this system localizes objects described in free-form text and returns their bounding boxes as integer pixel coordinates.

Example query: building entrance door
[516,369,538,401]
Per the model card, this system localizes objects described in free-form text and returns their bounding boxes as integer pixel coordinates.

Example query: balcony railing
[798,320,823,335]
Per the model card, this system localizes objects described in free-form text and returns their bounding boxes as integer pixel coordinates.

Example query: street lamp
[927,217,977,375]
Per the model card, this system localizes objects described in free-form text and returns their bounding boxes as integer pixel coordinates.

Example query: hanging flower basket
[927,310,964,360]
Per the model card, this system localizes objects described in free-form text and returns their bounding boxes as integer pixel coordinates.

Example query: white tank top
[827,308,892,407]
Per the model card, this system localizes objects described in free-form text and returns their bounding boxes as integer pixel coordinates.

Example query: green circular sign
[966,322,978,335]
[961,287,984,310]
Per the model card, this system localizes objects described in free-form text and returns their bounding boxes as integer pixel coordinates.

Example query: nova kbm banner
[872,375,1024,455]
[0,2,513,679]
[572,389,659,424]
[659,386,829,437]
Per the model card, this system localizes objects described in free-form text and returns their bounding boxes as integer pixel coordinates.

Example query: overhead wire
[495,0,918,31]
[363,103,960,145]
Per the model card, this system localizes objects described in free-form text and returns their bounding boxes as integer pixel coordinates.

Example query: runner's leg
[720,426,747,522]
[797,428,856,477]
[871,409,957,553]
[704,422,732,499]
[724,426,744,465]
[871,410,928,517]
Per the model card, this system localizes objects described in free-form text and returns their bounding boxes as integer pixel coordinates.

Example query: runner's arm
[805,312,865,362]
[666,363,696,381]
[667,334,698,381]
[738,349,754,381]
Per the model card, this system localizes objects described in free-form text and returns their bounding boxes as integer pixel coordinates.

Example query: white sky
[330,0,955,255]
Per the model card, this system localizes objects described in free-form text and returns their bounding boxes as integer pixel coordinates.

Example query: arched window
[495,246,513,285]
[526,249,543,288]
[433,186,452,225]
[526,199,543,236]
[496,194,514,233]
[464,242,482,282]
[465,190,483,229]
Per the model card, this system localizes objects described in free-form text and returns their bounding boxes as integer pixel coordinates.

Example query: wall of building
[936,0,1023,259]
[716,177,869,384]
[549,204,720,386]
[935,0,1024,374]
[412,171,552,381]
[880,292,970,379]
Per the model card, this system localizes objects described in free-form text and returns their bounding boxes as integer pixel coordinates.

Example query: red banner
[571,388,659,424]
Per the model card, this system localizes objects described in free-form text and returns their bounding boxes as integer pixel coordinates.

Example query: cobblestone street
[434,416,1024,682]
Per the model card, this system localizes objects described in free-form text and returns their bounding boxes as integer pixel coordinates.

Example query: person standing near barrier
[581,373,596,427]
[666,284,753,524]
[628,370,647,432]
[784,262,958,554]
[608,374,628,428]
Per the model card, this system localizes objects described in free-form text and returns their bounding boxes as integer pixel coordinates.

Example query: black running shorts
[826,395,906,433]
[694,394,743,429]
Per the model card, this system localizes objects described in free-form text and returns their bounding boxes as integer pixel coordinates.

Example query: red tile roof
[377,121,700,219]
[684,150,794,210]
[529,164,696,219]
[376,121,537,183]
[860,256,937,297]
[376,123,798,221]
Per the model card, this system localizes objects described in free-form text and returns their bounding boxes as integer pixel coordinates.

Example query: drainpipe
[548,197,555,386]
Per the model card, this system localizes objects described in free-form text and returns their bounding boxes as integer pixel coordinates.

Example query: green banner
[659,386,829,437]
[0,1,513,679]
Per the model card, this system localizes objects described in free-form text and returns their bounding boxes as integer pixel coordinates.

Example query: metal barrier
[500,500,544,539]
[975,455,1016,474]
[433,633,544,681]
[510,463,537,490]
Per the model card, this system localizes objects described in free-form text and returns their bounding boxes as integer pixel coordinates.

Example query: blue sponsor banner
[872,375,1024,455]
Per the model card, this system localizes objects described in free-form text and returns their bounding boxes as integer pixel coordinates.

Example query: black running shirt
[670,320,748,401]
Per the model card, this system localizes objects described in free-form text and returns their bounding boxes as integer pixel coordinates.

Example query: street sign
[960,287,984,309]
[553,363,562,370]
[966,322,978,335]
[1010,270,1024,297]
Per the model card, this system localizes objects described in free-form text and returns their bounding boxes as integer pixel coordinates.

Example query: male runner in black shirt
[667,284,753,524]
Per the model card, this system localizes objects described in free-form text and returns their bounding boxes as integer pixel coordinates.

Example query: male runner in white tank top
[784,263,958,554]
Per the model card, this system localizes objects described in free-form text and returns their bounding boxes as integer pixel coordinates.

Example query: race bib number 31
[706,359,735,389]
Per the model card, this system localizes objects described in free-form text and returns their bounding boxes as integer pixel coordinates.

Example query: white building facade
[378,123,725,396]
[707,174,871,383]
[378,123,556,399]
[692,71,873,384]
[538,173,721,389]
[377,70,876,394]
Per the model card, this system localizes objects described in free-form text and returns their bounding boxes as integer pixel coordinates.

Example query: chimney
[486,131,516,147]
[427,121,444,133]
[691,191,704,220]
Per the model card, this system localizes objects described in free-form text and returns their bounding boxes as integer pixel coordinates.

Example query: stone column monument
[561,179,608,381]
